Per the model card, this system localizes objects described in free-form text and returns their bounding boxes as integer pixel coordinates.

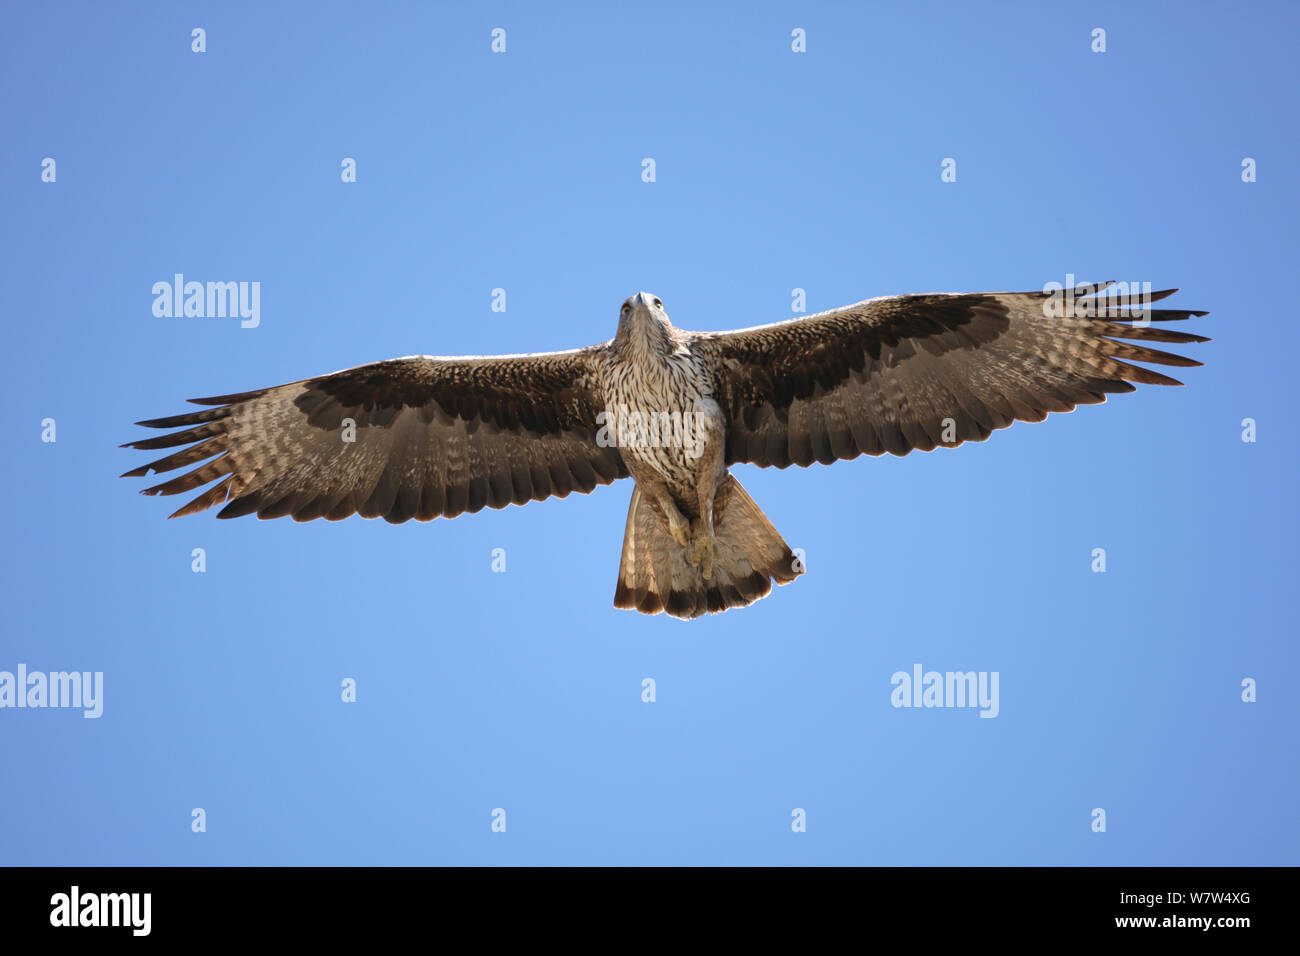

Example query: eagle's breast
[600,343,721,491]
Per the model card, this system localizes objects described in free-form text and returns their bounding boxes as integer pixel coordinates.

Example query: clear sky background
[2,1,1296,865]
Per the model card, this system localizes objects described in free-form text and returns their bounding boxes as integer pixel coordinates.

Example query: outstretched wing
[691,283,1209,467]
[122,348,627,521]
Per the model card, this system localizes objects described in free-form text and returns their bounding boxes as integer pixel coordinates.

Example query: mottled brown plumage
[123,282,1208,618]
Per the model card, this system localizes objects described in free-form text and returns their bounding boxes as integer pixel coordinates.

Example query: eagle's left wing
[122,347,627,522]
[689,282,1209,468]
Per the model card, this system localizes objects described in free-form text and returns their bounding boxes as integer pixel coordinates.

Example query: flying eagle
[124,282,1208,619]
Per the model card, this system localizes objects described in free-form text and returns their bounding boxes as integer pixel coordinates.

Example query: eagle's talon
[700,542,717,581]
[689,532,720,580]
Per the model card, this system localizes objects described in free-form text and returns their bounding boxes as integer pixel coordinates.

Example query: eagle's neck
[622,315,680,361]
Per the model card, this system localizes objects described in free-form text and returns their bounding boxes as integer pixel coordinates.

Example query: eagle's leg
[642,479,692,548]
[687,494,719,576]
[687,421,726,580]
[688,512,721,580]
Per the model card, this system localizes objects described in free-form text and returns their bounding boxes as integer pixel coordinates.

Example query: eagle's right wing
[690,282,1209,467]
[122,347,627,522]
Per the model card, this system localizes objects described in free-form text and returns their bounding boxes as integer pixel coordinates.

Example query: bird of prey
[123,282,1208,619]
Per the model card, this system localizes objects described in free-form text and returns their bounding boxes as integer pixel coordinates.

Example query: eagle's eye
[653,298,663,309]
[621,303,631,316]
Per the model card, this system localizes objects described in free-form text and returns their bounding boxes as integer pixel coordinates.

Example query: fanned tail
[614,475,802,619]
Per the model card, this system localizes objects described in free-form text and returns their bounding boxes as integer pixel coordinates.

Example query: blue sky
[2,1,1296,865]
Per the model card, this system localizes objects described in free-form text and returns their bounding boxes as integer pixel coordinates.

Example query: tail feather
[614,475,802,619]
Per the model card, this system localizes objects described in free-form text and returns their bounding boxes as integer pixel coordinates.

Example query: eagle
[123,281,1207,619]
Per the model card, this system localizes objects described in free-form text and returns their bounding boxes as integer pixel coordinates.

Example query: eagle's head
[616,291,675,351]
